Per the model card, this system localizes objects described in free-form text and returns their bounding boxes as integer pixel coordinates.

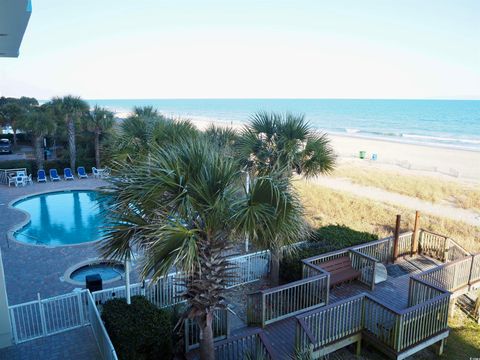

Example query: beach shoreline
[185,117,480,183]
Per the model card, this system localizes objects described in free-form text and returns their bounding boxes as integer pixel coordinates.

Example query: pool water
[70,263,124,282]
[13,190,106,246]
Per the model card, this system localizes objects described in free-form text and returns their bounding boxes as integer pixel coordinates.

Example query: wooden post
[393,215,401,262]
[411,211,420,257]
[355,339,362,355]
[436,338,445,356]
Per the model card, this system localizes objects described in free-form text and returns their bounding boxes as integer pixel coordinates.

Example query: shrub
[279,225,378,283]
[101,296,173,360]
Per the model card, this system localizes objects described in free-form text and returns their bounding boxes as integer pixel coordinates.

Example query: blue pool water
[70,263,124,283]
[13,191,106,246]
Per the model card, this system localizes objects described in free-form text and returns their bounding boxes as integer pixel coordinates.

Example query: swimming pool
[12,190,106,246]
[70,261,125,283]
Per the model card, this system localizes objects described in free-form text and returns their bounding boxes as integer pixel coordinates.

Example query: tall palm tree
[17,105,56,170]
[49,96,89,170]
[237,112,336,284]
[84,105,115,168]
[100,138,304,360]
[112,109,198,162]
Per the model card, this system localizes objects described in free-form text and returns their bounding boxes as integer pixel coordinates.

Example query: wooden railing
[470,253,480,284]
[354,237,393,263]
[397,232,413,257]
[247,274,328,327]
[397,293,449,351]
[213,328,276,360]
[447,238,471,262]
[408,277,445,307]
[349,250,377,290]
[184,309,229,352]
[296,289,450,356]
[419,230,449,261]
[296,294,364,352]
[417,256,473,292]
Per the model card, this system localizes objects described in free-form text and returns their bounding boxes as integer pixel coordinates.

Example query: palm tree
[100,138,304,360]
[48,96,89,170]
[237,112,335,284]
[112,108,198,162]
[17,105,56,170]
[84,105,115,168]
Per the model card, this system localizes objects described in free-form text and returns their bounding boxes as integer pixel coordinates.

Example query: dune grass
[444,311,480,359]
[331,165,480,212]
[294,179,480,252]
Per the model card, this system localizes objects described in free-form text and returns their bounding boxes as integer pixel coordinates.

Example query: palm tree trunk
[94,129,101,168]
[270,249,282,286]
[66,116,76,170]
[34,135,44,170]
[198,312,215,360]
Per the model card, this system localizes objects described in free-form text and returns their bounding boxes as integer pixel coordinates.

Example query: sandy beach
[189,118,480,183]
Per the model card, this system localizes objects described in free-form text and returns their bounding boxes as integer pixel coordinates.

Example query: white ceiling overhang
[0,0,32,57]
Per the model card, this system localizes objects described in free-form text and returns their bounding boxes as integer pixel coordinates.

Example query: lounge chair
[15,175,26,187]
[49,169,61,182]
[92,167,100,179]
[37,169,47,183]
[64,168,75,180]
[77,166,88,179]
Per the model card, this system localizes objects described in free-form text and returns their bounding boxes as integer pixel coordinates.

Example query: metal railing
[9,291,88,343]
[247,274,328,327]
[86,291,118,360]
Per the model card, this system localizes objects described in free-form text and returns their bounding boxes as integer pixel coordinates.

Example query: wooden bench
[318,256,360,287]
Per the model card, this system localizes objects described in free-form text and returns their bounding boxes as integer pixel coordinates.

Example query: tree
[112,107,198,162]
[100,138,303,360]
[84,105,115,168]
[17,105,56,169]
[48,96,89,170]
[0,97,38,148]
[237,112,336,284]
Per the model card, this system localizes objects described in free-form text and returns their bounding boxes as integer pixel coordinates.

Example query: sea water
[87,99,480,151]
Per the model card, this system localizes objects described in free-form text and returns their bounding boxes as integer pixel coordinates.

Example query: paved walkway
[0,326,101,360]
[0,179,140,304]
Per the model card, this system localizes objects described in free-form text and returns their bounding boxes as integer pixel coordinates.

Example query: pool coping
[62,258,128,286]
[7,188,104,248]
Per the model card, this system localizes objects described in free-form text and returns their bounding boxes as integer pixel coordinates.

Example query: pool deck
[0,178,140,305]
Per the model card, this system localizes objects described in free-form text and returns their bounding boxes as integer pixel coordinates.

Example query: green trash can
[359,151,366,159]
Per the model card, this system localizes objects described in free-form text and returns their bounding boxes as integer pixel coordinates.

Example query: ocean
[86,99,480,151]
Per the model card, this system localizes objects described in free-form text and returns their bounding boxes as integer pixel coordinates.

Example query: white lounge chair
[37,169,47,183]
[49,169,61,182]
[64,168,75,180]
[92,167,100,178]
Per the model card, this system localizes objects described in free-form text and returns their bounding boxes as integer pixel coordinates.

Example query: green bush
[101,296,173,360]
[279,225,378,283]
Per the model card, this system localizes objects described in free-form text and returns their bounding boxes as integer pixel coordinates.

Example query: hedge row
[101,296,173,360]
[279,225,378,283]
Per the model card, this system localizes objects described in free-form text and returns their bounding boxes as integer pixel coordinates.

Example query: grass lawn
[444,311,480,359]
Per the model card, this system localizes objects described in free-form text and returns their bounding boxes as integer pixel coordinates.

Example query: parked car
[0,139,12,154]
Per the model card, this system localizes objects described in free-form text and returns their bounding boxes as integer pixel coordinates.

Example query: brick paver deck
[0,326,101,360]
[0,178,140,304]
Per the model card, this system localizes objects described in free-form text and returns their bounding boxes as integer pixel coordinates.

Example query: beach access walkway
[311,176,480,227]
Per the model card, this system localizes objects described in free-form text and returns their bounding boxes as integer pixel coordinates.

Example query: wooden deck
[330,255,442,310]
[230,254,444,358]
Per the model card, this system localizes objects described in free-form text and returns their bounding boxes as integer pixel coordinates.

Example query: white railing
[93,250,271,305]
[86,291,118,360]
[9,291,88,343]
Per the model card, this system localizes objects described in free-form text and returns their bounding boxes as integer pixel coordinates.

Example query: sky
[0,0,479,100]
